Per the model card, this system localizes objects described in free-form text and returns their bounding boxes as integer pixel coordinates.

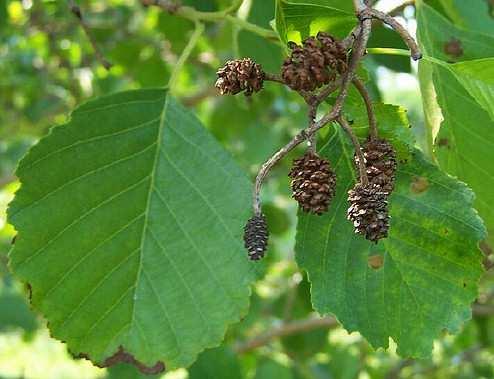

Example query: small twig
[168,21,204,93]
[182,86,218,106]
[352,77,378,139]
[233,316,337,354]
[264,73,285,85]
[314,80,342,105]
[363,8,422,60]
[337,116,368,185]
[68,0,112,70]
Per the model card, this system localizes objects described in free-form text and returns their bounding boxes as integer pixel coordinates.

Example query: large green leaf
[275,0,355,45]
[296,126,485,358]
[417,1,494,243]
[448,59,494,120]
[7,89,256,371]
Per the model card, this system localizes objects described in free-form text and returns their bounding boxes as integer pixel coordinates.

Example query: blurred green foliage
[1,0,494,378]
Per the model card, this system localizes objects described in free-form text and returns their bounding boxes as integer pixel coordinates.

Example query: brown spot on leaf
[437,138,450,148]
[26,283,32,302]
[444,38,463,59]
[411,176,429,194]
[368,254,384,269]
[101,346,165,375]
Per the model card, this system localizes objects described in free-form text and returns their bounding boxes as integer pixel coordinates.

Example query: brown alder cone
[347,183,390,242]
[281,32,347,92]
[243,214,269,260]
[215,58,264,96]
[289,152,337,215]
[355,138,397,194]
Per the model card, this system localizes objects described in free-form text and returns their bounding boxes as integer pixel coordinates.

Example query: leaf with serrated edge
[8,89,256,371]
[296,127,485,358]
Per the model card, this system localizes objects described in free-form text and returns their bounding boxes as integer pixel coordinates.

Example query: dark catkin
[355,138,397,194]
[289,152,337,215]
[243,214,269,260]
[347,183,390,242]
[281,32,347,92]
[215,58,264,96]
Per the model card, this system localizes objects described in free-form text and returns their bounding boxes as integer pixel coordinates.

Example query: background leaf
[417,1,494,244]
[275,0,355,45]
[8,89,257,370]
[295,126,485,358]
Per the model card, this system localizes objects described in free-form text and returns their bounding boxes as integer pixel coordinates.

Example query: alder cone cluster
[243,214,269,260]
[347,183,390,242]
[282,32,347,92]
[289,152,337,215]
[356,138,397,193]
[215,58,264,96]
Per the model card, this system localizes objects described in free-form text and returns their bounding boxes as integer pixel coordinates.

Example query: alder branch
[68,0,112,70]
[252,4,374,214]
[364,8,422,60]
[233,303,494,355]
[234,316,338,354]
[352,77,378,140]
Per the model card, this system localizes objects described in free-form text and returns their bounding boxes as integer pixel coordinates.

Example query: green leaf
[275,0,355,45]
[434,0,494,36]
[344,101,415,161]
[448,59,494,120]
[8,89,256,370]
[417,1,494,243]
[255,359,294,379]
[295,128,485,358]
[188,347,244,379]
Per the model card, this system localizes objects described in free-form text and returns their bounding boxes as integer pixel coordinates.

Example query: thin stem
[234,316,338,354]
[314,80,341,105]
[352,77,378,139]
[168,21,205,93]
[264,72,285,84]
[307,102,317,154]
[337,117,369,185]
[68,0,112,70]
[367,48,446,66]
[141,0,278,40]
[253,131,307,214]
[225,15,278,40]
[364,8,422,60]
